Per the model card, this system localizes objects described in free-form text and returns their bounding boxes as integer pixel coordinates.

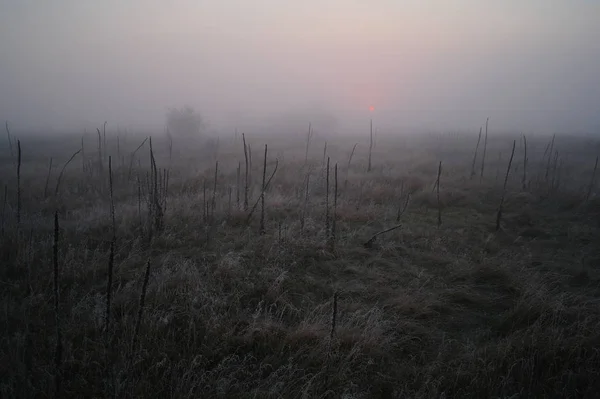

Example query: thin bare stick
[304,122,312,166]
[105,240,114,336]
[542,138,551,161]
[81,135,85,173]
[17,140,21,225]
[278,221,282,243]
[300,173,310,232]
[168,134,173,169]
[545,134,556,182]
[495,152,502,185]
[436,161,442,227]
[127,137,148,180]
[470,127,482,179]
[109,156,115,239]
[344,143,358,191]
[496,139,516,231]
[105,155,117,341]
[5,121,14,159]
[248,144,253,187]
[103,121,107,162]
[396,192,411,222]
[158,168,164,207]
[555,156,563,192]
[236,161,241,210]
[227,186,232,219]
[97,128,103,173]
[522,134,528,190]
[163,168,169,212]
[329,163,338,251]
[144,171,150,208]
[54,149,82,196]
[242,133,249,211]
[212,160,218,217]
[330,291,338,340]
[202,180,207,223]
[147,148,155,240]
[137,175,142,230]
[1,185,7,236]
[149,138,163,232]
[259,144,267,235]
[480,117,490,179]
[356,181,364,211]
[363,224,403,248]
[480,117,489,180]
[244,159,279,224]
[325,157,330,239]
[586,155,598,202]
[368,119,373,172]
[53,213,60,311]
[550,151,559,192]
[44,158,53,199]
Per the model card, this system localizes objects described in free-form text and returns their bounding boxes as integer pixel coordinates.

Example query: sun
[369,106,375,112]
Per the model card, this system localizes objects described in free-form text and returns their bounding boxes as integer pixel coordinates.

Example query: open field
[1,128,600,398]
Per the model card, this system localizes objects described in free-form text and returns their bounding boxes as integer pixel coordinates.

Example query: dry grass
[1,131,599,398]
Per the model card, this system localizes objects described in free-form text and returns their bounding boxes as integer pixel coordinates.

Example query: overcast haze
[1,0,599,133]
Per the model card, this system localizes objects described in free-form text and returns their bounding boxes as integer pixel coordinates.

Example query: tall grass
[3,130,600,398]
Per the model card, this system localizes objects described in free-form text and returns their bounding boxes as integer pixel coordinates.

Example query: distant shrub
[166,106,205,138]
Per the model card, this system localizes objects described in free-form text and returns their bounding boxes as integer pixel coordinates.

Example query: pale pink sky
[1,0,599,132]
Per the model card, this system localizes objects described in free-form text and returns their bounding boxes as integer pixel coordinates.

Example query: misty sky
[1,0,599,133]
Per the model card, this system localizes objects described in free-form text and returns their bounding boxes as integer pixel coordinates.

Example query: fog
[1,0,599,134]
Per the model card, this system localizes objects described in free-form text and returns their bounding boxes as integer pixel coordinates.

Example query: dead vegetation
[1,127,599,398]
